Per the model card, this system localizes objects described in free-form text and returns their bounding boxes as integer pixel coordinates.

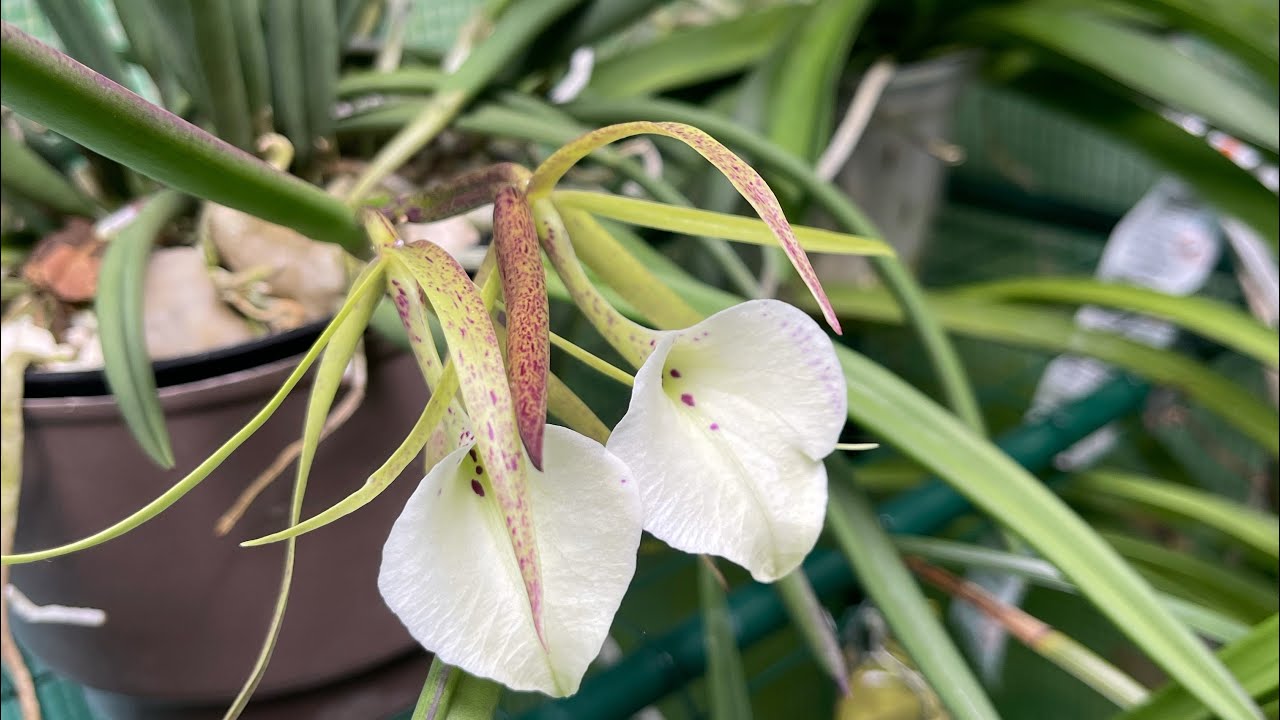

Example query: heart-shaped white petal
[378,425,640,696]
[607,299,846,582]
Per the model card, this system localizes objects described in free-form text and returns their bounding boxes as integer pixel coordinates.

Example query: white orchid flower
[606,299,846,582]
[378,425,640,696]
[357,209,643,697]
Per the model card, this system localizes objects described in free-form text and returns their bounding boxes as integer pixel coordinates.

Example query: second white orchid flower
[607,299,846,582]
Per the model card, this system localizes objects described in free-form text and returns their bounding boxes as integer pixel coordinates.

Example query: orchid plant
[0,116,887,708]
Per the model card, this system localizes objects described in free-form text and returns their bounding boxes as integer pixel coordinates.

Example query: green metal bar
[517,374,1149,720]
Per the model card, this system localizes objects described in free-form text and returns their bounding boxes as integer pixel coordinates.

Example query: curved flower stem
[531,197,659,369]
[548,330,634,387]
[564,97,985,434]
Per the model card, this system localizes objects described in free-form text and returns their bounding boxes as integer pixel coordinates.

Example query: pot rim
[23,318,330,400]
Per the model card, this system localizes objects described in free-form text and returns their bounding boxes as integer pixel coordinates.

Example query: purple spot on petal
[470,479,485,497]
[468,448,478,461]
[709,423,719,430]
[681,393,696,407]
[669,368,681,378]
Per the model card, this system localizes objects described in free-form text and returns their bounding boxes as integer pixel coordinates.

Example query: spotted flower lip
[378,425,641,697]
[605,299,847,582]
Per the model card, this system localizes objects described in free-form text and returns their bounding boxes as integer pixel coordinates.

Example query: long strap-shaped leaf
[382,229,547,644]
[97,190,188,468]
[1118,614,1279,720]
[953,276,1280,368]
[1,261,387,565]
[586,4,804,99]
[1068,470,1280,560]
[0,129,99,217]
[633,242,1263,720]
[828,476,1000,720]
[977,5,1278,154]
[815,288,1279,456]
[223,257,382,720]
[190,0,253,150]
[699,560,755,720]
[527,121,842,334]
[0,22,366,254]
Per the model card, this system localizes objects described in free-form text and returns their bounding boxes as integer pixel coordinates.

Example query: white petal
[608,299,846,582]
[378,425,641,696]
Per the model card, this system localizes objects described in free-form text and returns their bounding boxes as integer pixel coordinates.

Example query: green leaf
[894,536,1250,643]
[586,4,803,98]
[1069,470,1280,559]
[1101,532,1278,623]
[1118,614,1279,720]
[337,67,443,97]
[230,0,272,133]
[96,190,186,468]
[1122,0,1278,85]
[0,129,98,217]
[301,0,339,149]
[981,5,1278,153]
[699,559,755,720]
[0,22,366,254]
[35,0,132,87]
[190,0,253,149]
[952,276,1280,368]
[114,0,191,110]
[765,0,872,161]
[827,476,1000,720]
[775,571,850,696]
[223,256,382,719]
[815,288,1279,456]
[265,0,310,166]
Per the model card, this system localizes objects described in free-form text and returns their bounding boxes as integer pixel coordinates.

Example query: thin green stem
[548,330,634,386]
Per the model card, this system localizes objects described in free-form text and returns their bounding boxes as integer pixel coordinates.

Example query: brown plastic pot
[11,325,429,716]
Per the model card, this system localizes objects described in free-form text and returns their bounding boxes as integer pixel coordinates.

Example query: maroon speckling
[475,465,484,475]
[709,423,719,430]
[468,448,478,462]
[669,368,681,378]
[681,393,696,407]
[470,479,485,497]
